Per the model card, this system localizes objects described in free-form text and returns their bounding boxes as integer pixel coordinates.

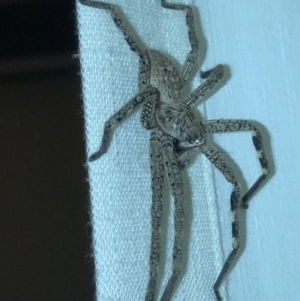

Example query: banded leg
[185,64,224,107]
[203,119,270,208]
[161,0,199,81]
[138,56,151,91]
[89,87,159,161]
[199,142,241,301]
[145,130,164,301]
[160,136,185,301]
[79,0,147,60]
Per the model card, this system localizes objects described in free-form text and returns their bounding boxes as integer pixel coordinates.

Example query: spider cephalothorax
[79,1,270,300]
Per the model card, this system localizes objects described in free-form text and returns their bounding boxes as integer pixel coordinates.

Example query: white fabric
[78,1,300,301]
[77,1,230,301]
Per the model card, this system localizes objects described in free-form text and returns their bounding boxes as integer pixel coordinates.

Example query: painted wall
[202,1,300,300]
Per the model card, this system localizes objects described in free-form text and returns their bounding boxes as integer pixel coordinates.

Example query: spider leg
[160,1,198,81]
[160,136,184,301]
[185,64,224,107]
[203,119,270,208]
[79,0,147,60]
[89,87,159,161]
[145,129,164,301]
[199,142,241,301]
[79,0,151,101]
[138,56,151,91]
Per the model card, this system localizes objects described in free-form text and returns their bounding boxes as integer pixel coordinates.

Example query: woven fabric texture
[77,1,225,300]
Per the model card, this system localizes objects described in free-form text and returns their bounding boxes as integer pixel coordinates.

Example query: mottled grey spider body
[79,1,270,301]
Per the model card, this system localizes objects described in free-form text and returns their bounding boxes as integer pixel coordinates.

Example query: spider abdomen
[156,102,205,148]
[147,49,184,103]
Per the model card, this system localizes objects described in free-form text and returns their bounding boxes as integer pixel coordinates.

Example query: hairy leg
[160,136,185,301]
[79,0,146,59]
[185,64,224,107]
[138,55,151,91]
[89,87,159,161]
[203,119,270,207]
[145,129,164,301]
[199,142,241,301]
[161,0,199,81]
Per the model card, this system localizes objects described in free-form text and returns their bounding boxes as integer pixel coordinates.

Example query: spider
[79,0,270,300]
